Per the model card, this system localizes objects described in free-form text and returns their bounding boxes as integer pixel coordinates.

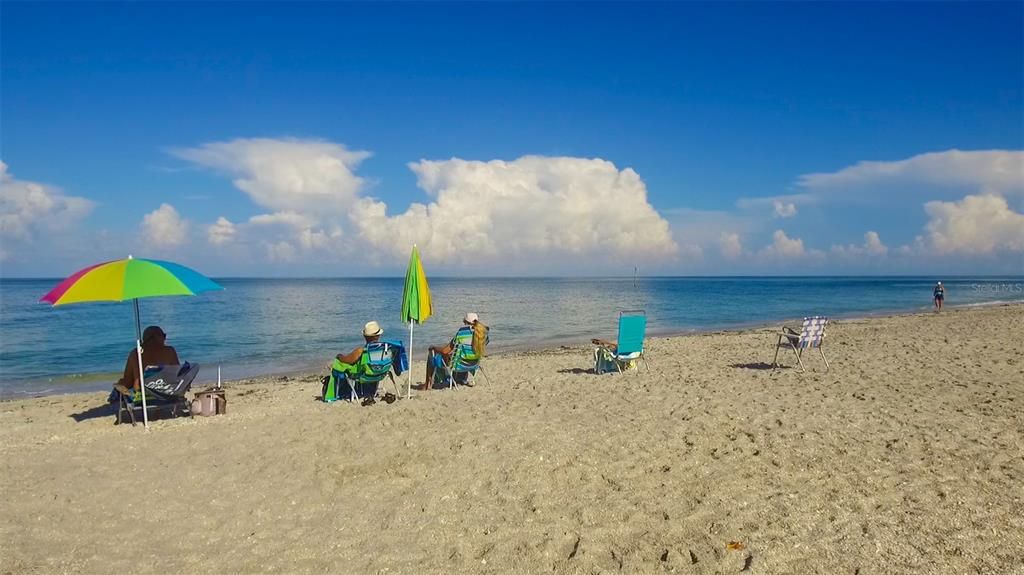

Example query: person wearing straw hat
[423,313,485,390]
[335,321,385,366]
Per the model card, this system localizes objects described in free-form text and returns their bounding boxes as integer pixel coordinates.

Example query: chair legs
[440,359,486,390]
[438,363,457,390]
[773,335,802,371]
[594,347,646,375]
[116,393,137,426]
[387,373,401,397]
[792,345,805,372]
[476,365,491,385]
[116,393,194,425]
[773,340,829,373]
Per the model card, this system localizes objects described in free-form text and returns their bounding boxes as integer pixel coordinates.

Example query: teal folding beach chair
[434,327,490,390]
[593,310,649,374]
[328,342,400,402]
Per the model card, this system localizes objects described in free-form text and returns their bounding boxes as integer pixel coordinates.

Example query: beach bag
[322,361,355,403]
[321,375,333,401]
[594,348,635,374]
[192,388,226,416]
[472,323,489,358]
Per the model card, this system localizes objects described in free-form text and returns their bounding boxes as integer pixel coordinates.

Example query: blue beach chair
[115,363,200,426]
[433,325,490,390]
[327,342,401,402]
[593,310,650,374]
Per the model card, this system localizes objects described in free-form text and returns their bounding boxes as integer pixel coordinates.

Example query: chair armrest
[777,332,799,345]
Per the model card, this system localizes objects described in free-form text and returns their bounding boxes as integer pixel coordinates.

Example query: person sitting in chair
[335,321,384,367]
[423,313,486,390]
[113,325,179,395]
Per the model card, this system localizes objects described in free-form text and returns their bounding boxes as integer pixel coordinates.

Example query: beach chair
[330,342,401,402]
[772,316,830,372]
[116,363,200,426]
[434,337,490,390]
[593,310,650,374]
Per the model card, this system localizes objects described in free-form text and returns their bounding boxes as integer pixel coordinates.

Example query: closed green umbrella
[400,245,432,398]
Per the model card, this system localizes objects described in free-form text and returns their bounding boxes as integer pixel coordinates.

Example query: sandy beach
[1,304,1022,574]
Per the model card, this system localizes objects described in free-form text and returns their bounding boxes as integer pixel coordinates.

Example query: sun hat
[362,321,383,337]
[464,312,479,324]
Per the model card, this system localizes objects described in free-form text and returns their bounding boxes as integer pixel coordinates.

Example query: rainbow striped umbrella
[41,257,222,307]
[400,245,432,398]
[41,256,222,427]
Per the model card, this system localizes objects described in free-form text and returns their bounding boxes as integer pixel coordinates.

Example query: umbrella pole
[133,299,149,429]
[133,298,143,342]
[407,320,413,400]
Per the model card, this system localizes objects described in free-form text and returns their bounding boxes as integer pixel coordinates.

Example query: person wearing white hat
[423,313,484,390]
[335,321,384,366]
[933,281,945,311]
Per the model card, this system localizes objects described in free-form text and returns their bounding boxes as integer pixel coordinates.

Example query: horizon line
[4,274,1023,282]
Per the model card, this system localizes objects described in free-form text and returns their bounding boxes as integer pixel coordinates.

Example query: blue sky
[1,2,1022,276]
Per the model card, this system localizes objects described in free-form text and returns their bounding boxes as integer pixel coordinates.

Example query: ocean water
[1,276,1022,398]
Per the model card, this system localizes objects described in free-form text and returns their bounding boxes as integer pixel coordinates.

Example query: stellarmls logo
[971,283,1024,294]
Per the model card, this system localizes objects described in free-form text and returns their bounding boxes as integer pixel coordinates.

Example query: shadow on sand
[729,362,789,371]
[557,367,598,375]
[69,403,117,423]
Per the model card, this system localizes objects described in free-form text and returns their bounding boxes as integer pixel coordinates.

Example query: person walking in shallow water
[933,281,945,311]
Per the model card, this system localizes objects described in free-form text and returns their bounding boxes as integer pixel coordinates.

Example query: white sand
[1,304,1022,574]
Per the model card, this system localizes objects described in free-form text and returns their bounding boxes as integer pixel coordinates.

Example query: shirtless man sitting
[114,325,179,394]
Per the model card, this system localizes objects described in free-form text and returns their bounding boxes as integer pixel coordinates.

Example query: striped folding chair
[330,342,400,402]
[772,316,830,372]
[435,326,490,390]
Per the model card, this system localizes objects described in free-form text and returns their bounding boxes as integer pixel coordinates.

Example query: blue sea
[2,276,1022,398]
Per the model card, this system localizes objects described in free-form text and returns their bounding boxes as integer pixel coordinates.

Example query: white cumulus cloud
[248,211,317,229]
[207,217,236,245]
[174,139,679,268]
[738,149,1024,212]
[141,203,189,248]
[759,229,819,259]
[831,231,889,257]
[718,232,743,259]
[265,240,298,263]
[0,161,94,240]
[170,138,372,215]
[922,194,1024,255]
[799,149,1024,195]
[351,156,678,264]
[773,200,797,218]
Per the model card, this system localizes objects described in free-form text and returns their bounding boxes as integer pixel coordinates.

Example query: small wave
[12,388,57,396]
[954,299,1024,309]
